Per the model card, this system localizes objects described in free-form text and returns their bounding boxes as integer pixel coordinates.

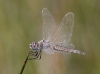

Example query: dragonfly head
[29,41,37,50]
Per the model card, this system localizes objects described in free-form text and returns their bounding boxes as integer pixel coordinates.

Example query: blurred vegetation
[0,0,100,74]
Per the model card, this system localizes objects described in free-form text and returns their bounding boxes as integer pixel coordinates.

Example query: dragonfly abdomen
[53,45,69,52]
[53,45,85,55]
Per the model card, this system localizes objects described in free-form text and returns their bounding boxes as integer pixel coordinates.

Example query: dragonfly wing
[42,8,56,42]
[66,44,75,49]
[42,8,56,54]
[51,12,74,46]
[43,48,54,54]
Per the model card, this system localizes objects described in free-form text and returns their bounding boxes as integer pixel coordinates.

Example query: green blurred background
[0,0,100,74]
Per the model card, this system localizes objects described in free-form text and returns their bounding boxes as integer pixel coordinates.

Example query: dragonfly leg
[29,51,37,56]
[34,50,42,59]
[28,50,41,60]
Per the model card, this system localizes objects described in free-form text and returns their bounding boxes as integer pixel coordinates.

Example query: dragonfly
[20,8,85,74]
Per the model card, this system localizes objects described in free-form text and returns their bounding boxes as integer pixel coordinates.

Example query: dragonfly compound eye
[29,42,37,50]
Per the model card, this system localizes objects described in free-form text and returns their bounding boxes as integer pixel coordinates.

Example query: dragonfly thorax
[38,40,51,49]
[30,41,38,50]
